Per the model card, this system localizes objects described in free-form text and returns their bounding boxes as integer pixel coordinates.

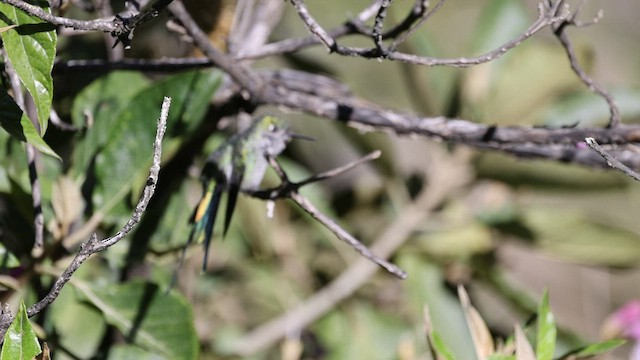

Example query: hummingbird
[187,115,293,271]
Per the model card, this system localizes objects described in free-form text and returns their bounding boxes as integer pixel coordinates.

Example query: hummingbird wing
[222,158,244,237]
[188,180,224,271]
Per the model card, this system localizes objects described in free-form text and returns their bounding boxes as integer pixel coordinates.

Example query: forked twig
[248,150,407,279]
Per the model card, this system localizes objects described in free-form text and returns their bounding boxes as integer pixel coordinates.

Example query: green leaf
[49,281,105,359]
[430,331,456,360]
[74,280,198,360]
[471,0,529,54]
[544,88,640,127]
[487,355,515,360]
[399,255,477,360]
[91,70,221,214]
[0,301,41,360]
[562,339,626,358]
[536,290,556,360]
[71,71,150,175]
[0,87,59,159]
[108,344,166,360]
[0,1,56,135]
[526,208,640,266]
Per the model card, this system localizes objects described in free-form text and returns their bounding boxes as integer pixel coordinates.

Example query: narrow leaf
[458,285,494,360]
[536,290,556,360]
[0,1,57,135]
[0,87,59,159]
[424,305,455,360]
[558,339,626,359]
[0,301,41,360]
[514,324,536,360]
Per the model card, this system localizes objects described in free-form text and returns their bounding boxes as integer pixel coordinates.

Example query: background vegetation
[1,0,640,359]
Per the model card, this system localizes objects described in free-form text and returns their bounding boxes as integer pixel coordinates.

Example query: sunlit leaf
[0,301,41,360]
[0,1,56,135]
[536,290,556,360]
[558,339,626,359]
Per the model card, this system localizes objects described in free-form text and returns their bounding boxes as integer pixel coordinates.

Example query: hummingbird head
[253,115,291,157]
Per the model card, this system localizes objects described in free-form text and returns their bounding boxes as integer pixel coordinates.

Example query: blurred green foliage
[0,0,639,359]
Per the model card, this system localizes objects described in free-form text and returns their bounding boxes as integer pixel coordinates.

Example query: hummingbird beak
[289,132,315,141]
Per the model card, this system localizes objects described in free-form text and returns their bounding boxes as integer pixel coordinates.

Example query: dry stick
[585,138,640,181]
[291,192,407,279]
[372,0,393,53]
[553,12,620,128]
[26,145,44,251]
[289,0,336,52]
[231,150,471,355]
[4,54,44,251]
[23,96,171,320]
[252,151,407,279]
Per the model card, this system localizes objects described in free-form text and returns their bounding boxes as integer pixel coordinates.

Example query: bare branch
[585,137,640,181]
[291,191,407,279]
[0,0,173,45]
[22,97,171,320]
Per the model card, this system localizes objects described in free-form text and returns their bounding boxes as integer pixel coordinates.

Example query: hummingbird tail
[187,181,223,272]
[222,166,244,237]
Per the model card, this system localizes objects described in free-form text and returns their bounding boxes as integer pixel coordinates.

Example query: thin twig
[372,0,393,54]
[21,96,171,320]
[4,53,44,252]
[26,145,44,251]
[0,0,115,31]
[289,0,336,52]
[552,3,620,128]
[292,192,407,279]
[0,0,172,44]
[283,0,568,67]
[49,108,81,132]
[584,137,640,181]
[249,151,407,278]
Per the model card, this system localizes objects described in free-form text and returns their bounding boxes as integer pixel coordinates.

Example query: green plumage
[187,116,291,270]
